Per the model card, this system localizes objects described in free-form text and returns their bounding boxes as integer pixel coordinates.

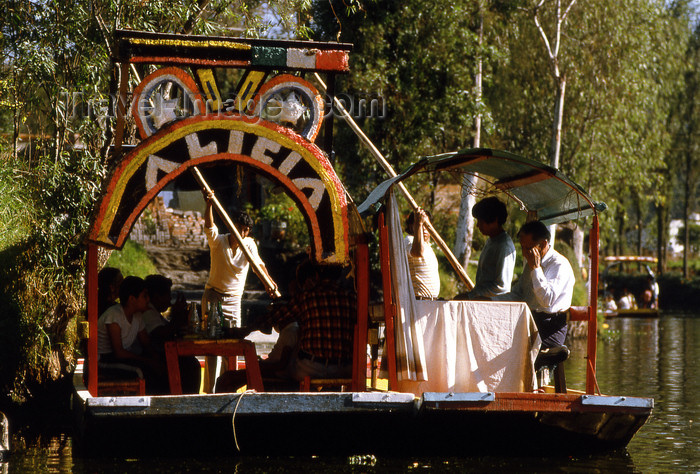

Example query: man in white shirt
[463,197,516,299]
[201,190,277,328]
[201,190,278,392]
[494,221,575,349]
[404,208,440,300]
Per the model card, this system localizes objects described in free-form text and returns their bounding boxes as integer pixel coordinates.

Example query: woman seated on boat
[97,276,168,394]
[618,288,637,310]
[97,266,123,316]
[139,274,201,394]
[604,292,618,315]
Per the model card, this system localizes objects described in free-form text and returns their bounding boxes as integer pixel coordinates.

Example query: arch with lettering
[89,114,349,264]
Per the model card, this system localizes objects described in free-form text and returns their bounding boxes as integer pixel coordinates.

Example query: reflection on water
[567,314,700,471]
[5,315,700,472]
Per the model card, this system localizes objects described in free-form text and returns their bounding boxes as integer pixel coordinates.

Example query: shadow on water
[3,314,699,472]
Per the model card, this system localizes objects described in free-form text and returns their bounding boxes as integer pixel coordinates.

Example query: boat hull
[72,379,652,456]
[605,308,659,318]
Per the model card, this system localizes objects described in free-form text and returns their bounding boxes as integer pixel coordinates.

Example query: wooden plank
[86,244,98,396]
[81,390,652,419]
[353,238,370,391]
[419,392,652,415]
[351,392,415,404]
[115,30,351,72]
[587,216,600,394]
[87,396,151,408]
[378,212,399,390]
[85,392,417,417]
[568,306,589,321]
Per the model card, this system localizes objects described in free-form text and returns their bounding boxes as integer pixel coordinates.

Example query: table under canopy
[395,300,540,395]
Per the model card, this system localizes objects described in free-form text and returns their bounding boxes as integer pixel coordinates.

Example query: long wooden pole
[586,215,599,394]
[191,166,281,299]
[314,73,474,290]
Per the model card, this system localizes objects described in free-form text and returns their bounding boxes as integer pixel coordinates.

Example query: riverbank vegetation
[2,0,700,410]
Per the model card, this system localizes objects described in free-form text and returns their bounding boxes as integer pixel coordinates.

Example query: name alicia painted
[90,114,349,264]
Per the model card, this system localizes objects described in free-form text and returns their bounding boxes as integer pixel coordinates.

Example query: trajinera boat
[601,256,660,317]
[72,30,653,457]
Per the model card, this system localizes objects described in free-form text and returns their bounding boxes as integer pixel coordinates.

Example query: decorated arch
[89,114,350,264]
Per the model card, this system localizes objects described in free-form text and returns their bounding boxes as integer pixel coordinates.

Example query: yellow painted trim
[99,118,347,259]
[196,69,221,110]
[129,38,251,50]
[234,71,267,112]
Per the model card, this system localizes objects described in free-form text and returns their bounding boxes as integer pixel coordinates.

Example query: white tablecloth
[396,301,540,395]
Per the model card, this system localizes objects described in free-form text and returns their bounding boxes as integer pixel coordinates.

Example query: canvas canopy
[358,148,606,224]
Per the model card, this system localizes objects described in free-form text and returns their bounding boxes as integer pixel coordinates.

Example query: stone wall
[131,196,207,247]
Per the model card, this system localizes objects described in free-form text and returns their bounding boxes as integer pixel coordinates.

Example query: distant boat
[601,256,659,318]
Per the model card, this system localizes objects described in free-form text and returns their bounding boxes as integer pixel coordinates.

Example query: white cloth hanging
[387,191,427,381]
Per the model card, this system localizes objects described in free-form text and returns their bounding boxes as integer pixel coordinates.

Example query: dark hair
[405,210,432,235]
[145,274,172,297]
[296,260,316,284]
[317,263,344,282]
[119,276,147,306]
[472,197,507,225]
[518,220,551,242]
[98,267,122,314]
[232,210,254,229]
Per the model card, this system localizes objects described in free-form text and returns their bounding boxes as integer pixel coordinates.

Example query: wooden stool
[535,345,570,393]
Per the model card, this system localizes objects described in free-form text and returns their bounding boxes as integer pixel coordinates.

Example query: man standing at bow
[201,190,278,392]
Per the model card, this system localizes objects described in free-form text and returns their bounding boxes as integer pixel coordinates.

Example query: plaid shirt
[266,281,356,361]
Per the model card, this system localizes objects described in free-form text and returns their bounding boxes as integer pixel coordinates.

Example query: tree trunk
[635,195,643,256]
[656,202,665,275]
[454,179,477,268]
[548,76,566,248]
[683,171,690,278]
[453,9,483,270]
[682,148,693,278]
[617,209,626,256]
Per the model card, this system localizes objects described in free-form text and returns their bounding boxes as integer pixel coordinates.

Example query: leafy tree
[674,31,700,276]
[453,1,521,269]
[488,0,688,261]
[313,0,511,279]
[0,0,311,405]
